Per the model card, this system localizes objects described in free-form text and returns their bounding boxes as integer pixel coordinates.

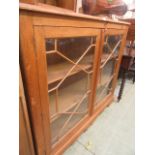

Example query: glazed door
[34,26,100,148]
[95,29,126,106]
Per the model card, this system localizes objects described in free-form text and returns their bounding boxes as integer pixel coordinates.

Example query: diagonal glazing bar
[57,111,87,115]
[55,50,90,74]
[58,90,91,137]
[104,36,112,52]
[50,111,87,123]
[96,75,114,102]
[50,106,88,123]
[46,50,57,55]
[48,44,95,94]
[55,89,59,112]
[55,44,95,89]
[100,40,121,69]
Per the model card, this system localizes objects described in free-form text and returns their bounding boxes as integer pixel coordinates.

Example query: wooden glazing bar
[55,89,59,112]
[46,50,57,54]
[56,44,95,89]
[96,75,114,103]
[50,91,91,122]
[100,40,122,69]
[105,36,108,44]
[47,63,92,86]
[54,39,58,50]
[57,111,87,115]
[50,108,86,123]
[98,73,115,88]
[50,111,87,124]
[104,36,112,52]
[58,91,90,138]
[56,50,90,74]
[48,86,57,94]
[90,37,94,44]
[87,73,90,90]
[48,44,95,93]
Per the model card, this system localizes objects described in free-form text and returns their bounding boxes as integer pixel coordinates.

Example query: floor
[63,80,135,155]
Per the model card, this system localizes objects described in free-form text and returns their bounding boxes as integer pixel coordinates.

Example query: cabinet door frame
[33,26,101,153]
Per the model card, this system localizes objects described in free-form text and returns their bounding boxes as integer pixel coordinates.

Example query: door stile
[89,29,103,115]
[34,26,51,155]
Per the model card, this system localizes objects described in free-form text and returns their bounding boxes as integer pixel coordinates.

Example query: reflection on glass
[103,35,122,57]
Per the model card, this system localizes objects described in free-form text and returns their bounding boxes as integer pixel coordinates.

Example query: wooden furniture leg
[118,69,126,101]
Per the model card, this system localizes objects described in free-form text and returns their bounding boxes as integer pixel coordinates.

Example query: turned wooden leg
[118,69,126,101]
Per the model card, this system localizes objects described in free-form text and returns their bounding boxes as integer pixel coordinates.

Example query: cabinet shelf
[49,74,90,144]
[49,74,90,119]
[47,53,116,86]
[47,54,94,85]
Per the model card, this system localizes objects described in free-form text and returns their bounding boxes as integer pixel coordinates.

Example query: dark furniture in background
[117,18,135,101]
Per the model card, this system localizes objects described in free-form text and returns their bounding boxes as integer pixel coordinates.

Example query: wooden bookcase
[19,2,129,155]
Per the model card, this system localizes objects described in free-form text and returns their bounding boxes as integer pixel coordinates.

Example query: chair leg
[118,69,126,101]
[133,73,135,83]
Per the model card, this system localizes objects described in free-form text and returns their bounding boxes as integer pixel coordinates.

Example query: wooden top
[19,2,130,25]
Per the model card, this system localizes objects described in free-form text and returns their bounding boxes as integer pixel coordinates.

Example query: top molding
[19,2,130,26]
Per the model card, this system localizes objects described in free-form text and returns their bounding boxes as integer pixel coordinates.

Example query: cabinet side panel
[20,11,46,155]
[19,68,35,155]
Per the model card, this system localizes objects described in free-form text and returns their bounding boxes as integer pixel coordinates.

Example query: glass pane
[45,39,55,51]
[46,37,95,86]
[96,59,115,105]
[103,35,122,57]
[57,37,95,61]
[95,34,122,106]
[45,36,96,145]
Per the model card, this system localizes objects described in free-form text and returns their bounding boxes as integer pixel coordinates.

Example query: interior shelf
[47,54,94,85]
[49,73,90,119]
[50,97,88,144]
[47,53,116,86]
[49,73,90,144]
